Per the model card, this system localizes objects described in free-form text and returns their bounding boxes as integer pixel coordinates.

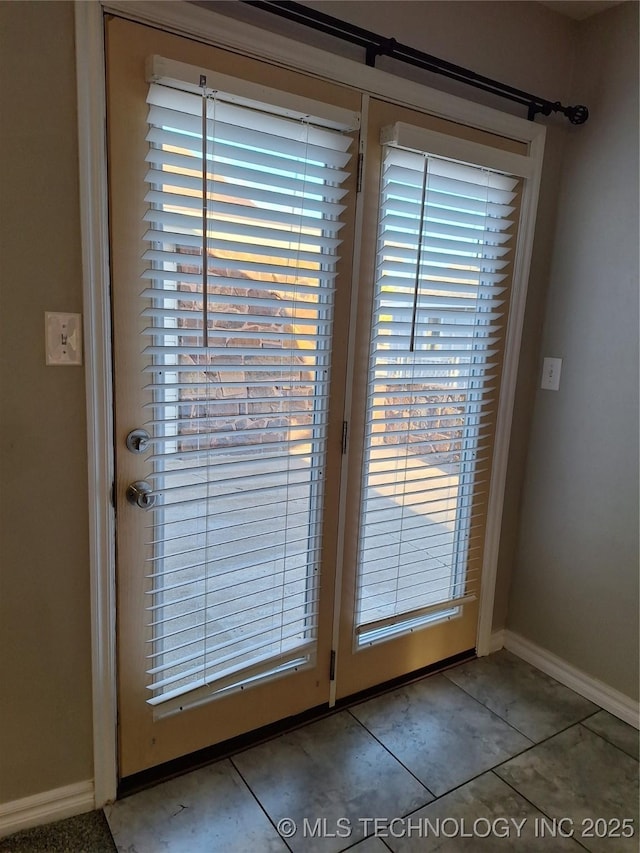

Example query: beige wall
[0,0,633,808]
[0,1,93,802]
[205,1,577,108]
[508,1,640,700]
[311,1,577,104]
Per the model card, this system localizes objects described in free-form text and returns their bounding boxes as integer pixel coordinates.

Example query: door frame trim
[77,0,545,805]
[75,0,117,807]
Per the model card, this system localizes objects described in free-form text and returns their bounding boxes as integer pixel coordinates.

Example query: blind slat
[144,189,346,236]
[146,167,347,218]
[143,208,343,250]
[145,146,350,199]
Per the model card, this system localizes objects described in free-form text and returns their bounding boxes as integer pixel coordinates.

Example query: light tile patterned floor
[2,651,637,852]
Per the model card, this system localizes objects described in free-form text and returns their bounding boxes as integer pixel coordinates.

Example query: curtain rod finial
[566,104,589,125]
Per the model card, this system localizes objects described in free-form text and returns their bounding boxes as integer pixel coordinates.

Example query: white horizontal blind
[356,141,520,643]
[142,81,353,705]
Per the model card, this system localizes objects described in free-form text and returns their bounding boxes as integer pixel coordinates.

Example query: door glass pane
[356,145,519,644]
[142,84,353,704]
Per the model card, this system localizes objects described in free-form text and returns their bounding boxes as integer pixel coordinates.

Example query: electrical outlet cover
[45,312,83,365]
[541,356,562,391]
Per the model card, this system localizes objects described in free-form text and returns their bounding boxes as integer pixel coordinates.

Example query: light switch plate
[45,312,83,365]
[541,356,562,391]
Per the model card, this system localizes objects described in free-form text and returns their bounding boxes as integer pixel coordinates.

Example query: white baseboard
[488,629,505,653]
[0,780,94,840]
[503,630,639,730]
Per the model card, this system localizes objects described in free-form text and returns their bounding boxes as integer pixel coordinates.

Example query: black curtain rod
[242,0,588,124]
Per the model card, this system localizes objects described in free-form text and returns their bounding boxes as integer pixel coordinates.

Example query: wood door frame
[76,0,545,807]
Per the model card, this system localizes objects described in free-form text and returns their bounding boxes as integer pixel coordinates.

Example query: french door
[108,17,360,777]
[108,16,529,779]
[334,99,525,696]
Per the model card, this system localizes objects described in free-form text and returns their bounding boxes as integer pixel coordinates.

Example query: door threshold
[334,648,476,711]
[117,648,475,799]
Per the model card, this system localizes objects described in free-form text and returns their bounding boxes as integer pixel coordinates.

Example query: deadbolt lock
[126,480,156,510]
[126,428,151,454]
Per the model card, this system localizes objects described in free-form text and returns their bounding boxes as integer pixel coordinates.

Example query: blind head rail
[243,0,589,125]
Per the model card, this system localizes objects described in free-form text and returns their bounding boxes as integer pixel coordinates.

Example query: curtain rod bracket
[242,0,589,126]
[366,37,398,68]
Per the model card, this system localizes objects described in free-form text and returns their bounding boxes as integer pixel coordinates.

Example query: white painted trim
[0,782,94,839]
[75,0,118,807]
[102,1,545,146]
[504,630,640,729]
[476,131,545,658]
[488,629,506,653]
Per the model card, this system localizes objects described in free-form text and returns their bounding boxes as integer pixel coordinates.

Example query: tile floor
[2,651,638,852]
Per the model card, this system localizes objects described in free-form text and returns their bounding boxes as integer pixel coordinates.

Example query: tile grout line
[228,756,294,853]
[489,709,620,774]
[339,832,393,852]
[348,707,635,853]
[231,742,399,853]
[345,707,437,804]
[442,665,607,747]
[438,671,539,743]
[487,712,639,848]
[578,720,640,763]
[344,680,542,807]
[346,680,615,820]
[489,770,593,853]
[383,754,557,822]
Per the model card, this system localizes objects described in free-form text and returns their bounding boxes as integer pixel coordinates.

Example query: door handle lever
[126,480,156,509]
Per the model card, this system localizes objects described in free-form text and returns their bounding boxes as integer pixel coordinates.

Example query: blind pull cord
[201,75,210,348]
[409,155,429,353]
